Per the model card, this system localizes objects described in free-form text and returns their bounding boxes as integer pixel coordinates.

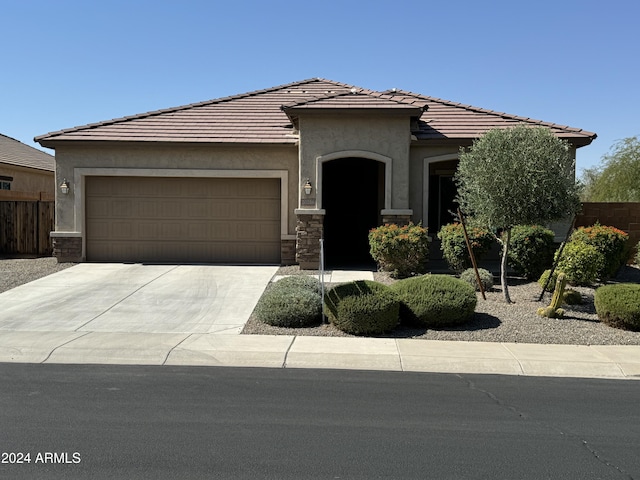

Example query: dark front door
[428,160,459,234]
[438,175,457,228]
[322,158,382,268]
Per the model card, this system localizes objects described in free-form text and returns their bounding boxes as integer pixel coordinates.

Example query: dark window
[0,177,11,190]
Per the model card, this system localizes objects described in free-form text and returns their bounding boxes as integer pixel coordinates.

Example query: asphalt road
[1,364,639,479]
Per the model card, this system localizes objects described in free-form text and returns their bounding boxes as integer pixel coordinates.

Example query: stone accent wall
[280,238,296,266]
[52,236,82,263]
[295,213,324,270]
[576,202,640,260]
[381,214,412,226]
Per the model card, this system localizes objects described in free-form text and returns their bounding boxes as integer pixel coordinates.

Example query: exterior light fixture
[303,180,312,195]
[60,178,70,195]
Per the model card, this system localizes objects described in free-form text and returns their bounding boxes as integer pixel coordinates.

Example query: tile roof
[0,134,54,172]
[281,89,428,127]
[35,78,596,147]
[386,89,596,145]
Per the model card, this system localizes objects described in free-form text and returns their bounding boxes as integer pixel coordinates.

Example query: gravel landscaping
[2,256,639,346]
[243,264,640,346]
[0,256,76,293]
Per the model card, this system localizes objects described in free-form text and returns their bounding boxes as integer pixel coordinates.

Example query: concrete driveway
[0,263,278,334]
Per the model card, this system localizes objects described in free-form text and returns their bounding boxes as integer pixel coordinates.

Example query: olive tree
[580,136,640,201]
[455,125,581,303]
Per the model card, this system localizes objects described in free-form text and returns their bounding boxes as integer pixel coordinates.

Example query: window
[0,176,12,190]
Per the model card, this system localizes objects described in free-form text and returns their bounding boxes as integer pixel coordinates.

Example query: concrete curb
[1,331,639,379]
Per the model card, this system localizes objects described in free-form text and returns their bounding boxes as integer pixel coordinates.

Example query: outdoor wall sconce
[303,180,312,195]
[59,178,70,195]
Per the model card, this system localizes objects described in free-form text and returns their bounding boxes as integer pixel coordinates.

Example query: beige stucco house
[35,78,596,267]
[0,133,54,200]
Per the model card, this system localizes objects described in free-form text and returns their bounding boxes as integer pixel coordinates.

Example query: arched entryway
[322,157,384,268]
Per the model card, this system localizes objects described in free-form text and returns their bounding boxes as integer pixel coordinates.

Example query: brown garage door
[85,176,281,263]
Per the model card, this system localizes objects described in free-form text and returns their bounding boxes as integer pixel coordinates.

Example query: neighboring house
[0,133,54,200]
[35,78,596,266]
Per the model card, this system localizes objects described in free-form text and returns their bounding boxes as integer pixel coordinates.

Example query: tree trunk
[501,228,513,304]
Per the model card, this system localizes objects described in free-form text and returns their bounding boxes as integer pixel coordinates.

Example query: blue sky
[1,0,638,176]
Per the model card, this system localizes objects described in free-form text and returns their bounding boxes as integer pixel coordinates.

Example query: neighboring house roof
[35,78,596,147]
[0,133,55,172]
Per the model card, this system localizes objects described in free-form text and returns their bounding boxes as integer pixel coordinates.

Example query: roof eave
[35,138,300,149]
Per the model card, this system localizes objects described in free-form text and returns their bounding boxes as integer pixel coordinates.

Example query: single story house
[0,133,54,200]
[35,78,596,267]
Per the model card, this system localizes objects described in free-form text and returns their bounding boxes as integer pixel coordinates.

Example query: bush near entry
[391,275,477,328]
[594,283,640,331]
[368,223,430,278]
[254,276,322,328]
[437,223,494,273]
[324,280,400,335]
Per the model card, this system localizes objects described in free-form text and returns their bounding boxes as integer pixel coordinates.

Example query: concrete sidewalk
[1,331,639,379]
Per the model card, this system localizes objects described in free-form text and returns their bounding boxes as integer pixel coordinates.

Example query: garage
[85,176,281,264]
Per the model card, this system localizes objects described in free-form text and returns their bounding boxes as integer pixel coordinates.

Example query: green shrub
[369,223,431,278]
[555,241,605,286]
[570,223,629,278]
[459,268,494,291]
[563,289,583,305]
[538,269,560,292]
[594,283,640,331]
[254,276,322,328]
[271,275,322,295]
[635,241,640,266]
[437,223,494,273]
[506,225,556,280]
[391,275,477,328]
[324,280,399,335]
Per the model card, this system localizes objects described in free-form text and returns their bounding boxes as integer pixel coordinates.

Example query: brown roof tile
[388,90,596,146]
[0,134,54,171]
[35,78,596,147]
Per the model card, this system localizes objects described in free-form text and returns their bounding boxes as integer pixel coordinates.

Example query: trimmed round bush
[459,268,494,291]
[324,280,399,335]
[555,241,605,286]
[563,289,583,305]
[594,283,640,331]
[571,223,629,279]
[437,223,494,273]
[271,275,322,295]
[254,276,322,328]
[368,222,430,278]
[506,225,555,280]
[635,241,640,266]
[391,274,477,328]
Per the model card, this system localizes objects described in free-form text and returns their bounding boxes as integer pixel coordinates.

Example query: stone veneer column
[381,214,412,226]
[280,238,297,266]
[295,212,324,270]
[51,235,82,263]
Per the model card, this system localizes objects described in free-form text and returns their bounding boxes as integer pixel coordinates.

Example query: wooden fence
[0,198,55,256]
